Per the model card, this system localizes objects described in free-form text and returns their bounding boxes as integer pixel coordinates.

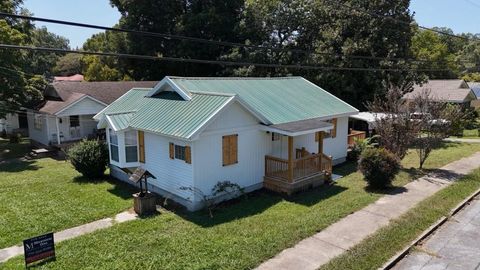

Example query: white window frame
[124,130,138,163]
[109,128,119,162]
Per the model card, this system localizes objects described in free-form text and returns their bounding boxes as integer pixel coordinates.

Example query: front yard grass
[320,168,480,270]
[0,158,135,249]
[2,142,480,269]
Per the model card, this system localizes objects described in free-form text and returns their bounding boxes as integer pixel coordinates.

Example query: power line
[0,44,451,73]
[0,12,456,65]
[327,0,472,42]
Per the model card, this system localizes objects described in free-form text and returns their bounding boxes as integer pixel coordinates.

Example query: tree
[411,29,459,79]
[366,82,420,160]
[53,53,83,76]
[24,26,70,76]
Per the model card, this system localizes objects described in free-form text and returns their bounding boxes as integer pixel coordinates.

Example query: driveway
[393,195,480,270]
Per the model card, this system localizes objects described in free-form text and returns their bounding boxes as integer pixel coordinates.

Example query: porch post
[288,136,294,182]
[318,131,324,154]
[55,117,61,145]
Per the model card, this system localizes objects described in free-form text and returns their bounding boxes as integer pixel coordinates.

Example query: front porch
[262,118,334,195]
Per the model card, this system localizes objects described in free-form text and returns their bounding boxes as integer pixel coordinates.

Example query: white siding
[0,113,19,134]
[291,116,349,163]
[142,132,194,200]
[56,97,106,117]
[193,102,268,198]
[27,111,49,145]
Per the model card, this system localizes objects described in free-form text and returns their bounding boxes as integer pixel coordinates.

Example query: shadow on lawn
[178,184,348,227]
[73,175,137,200]
[0,159,40,172]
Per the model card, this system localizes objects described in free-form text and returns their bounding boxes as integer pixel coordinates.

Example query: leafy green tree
[411,29,458,79]
[53,53,83,76]
[25,26,70,76]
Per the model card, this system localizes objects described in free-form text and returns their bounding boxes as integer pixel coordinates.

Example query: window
[34,114,42,130]
[169,143,191,164]
[271,132,280,141]
[125,130,138,163]
[324,118,337,139]
[222,134,238,166]
[69,115,80,127]
[109,129,119,162]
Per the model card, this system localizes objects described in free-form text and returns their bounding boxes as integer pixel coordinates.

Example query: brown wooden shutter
[332,118,337,138]
[138,131,145,163]
[185,146,191,164]
[169,143,174,159]
[222,134,238,166]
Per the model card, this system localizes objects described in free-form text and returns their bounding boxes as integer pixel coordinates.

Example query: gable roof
[164,76,359,125]
[467,82,480,99]
[38,81,158,115]
[96,76,358,140]
[97,89,236,139]
[404,79,474,103]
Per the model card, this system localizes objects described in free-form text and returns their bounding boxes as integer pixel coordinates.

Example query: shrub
[67,139,109,179]
[358,148,400,189]
[348,135,380,161]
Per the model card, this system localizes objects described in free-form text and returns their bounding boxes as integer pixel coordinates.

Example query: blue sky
[23,0,480,48]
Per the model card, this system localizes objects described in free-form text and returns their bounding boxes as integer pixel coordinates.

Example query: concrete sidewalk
[444,138,480,144]
[256,152,480,270]
[393,195,480,270]
[0,210,137,263]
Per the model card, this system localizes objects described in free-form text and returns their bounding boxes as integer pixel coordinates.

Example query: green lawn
[2,142,480,269]
[0,137,31,160]
[0,158,135,249]
[320,168,480,270]
[451,129,480,139]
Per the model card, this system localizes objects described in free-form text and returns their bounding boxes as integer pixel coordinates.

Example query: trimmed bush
[67,139,109,179]
[9,133,21,143]
[358,148,400,189]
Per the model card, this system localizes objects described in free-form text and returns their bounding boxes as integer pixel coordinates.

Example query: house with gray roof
[403,79,477,106]
[28,81,157,146]
[94,76,359,210]
[467,82,480,109]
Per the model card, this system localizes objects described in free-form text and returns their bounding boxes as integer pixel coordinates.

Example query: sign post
[23,232,56,267]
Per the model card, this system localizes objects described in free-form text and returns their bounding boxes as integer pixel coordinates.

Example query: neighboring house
[95,76,359,211]
[467,82,480,109]
[28,81,157,146]
[0,111,28,135]
[403,79,477,107]
[54,74,84,82]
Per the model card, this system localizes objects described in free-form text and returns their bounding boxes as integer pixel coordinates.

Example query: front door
[69,115,81,139]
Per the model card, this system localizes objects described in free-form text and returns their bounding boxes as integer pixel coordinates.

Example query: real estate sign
[23,232,55,266]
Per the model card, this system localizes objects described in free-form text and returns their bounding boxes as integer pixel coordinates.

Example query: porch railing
[265,153,332,183]
[347,130,366,147]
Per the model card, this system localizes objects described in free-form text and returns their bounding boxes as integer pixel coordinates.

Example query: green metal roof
[97,88,233,139]
[170,77,358,125]
[107,112,135,131]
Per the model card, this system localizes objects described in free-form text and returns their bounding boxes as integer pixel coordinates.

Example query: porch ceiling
[263,118,334,136]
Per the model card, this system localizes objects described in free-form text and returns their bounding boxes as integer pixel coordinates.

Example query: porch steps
[25,148,55,160]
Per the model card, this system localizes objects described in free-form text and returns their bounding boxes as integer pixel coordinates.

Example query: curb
[380,187,480,270]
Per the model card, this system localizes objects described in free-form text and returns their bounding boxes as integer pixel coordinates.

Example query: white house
[28,81,157,146]
[95,76,359,211]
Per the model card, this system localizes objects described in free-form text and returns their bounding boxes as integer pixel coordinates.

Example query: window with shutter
[222,134,238,166]
[169,143,191,164]
[138,131,145,163]
[324,118,338,138]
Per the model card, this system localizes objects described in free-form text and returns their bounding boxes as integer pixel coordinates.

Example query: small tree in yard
[411,90,468,169]
[358,148,400,189]
[367,83,420,160]
[67,139,109,179]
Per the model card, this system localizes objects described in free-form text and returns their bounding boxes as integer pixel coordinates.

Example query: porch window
[125,130,138,163]
[34,114,42,130]
[324,118,337,138]
[222,134,238,166]
[69,115,80,127]
[109,129,119,162]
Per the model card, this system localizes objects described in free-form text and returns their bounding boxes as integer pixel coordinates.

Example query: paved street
[393,195,480,270]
